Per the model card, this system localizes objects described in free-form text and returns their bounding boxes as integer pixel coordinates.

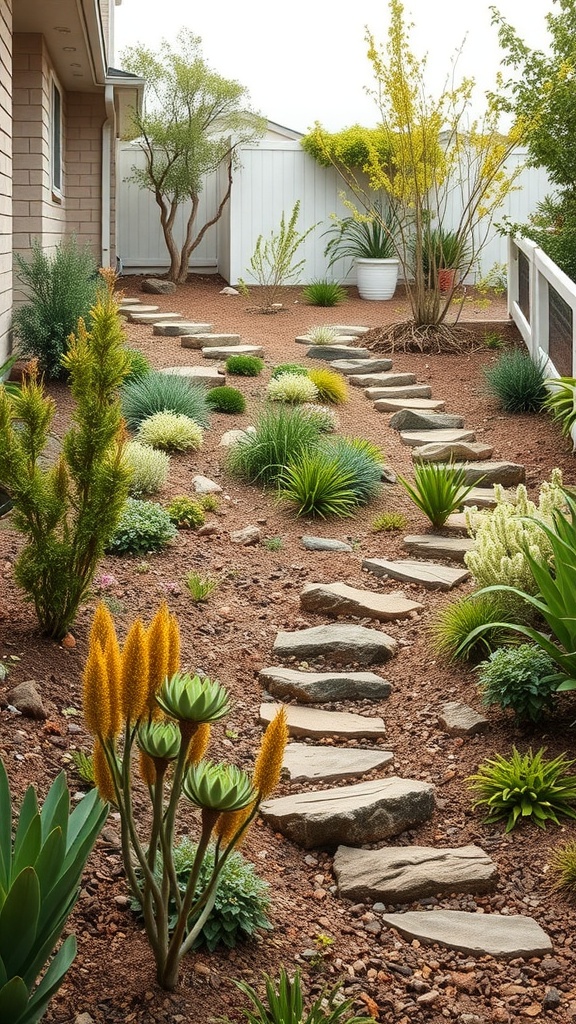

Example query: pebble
[543,987,562,1009]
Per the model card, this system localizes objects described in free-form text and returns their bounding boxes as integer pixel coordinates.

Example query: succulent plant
[156,672,230,724]
[183,760,256,812]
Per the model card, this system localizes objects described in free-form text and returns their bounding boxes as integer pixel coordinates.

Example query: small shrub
[267,372,319,405]
[548,841,576,895]
[225,355,265,377]
[322,437,382,504]
[199,493,219,513]
[137,412,204,452]
[270,363,309,379]
[302,279,347,306]
[307,368,348,405]
[206,386,246,414]
[476,644,558,723]
[226,406,323,486]
[121,371,210,429]
[123,441,170,497]
[185,571,218,602]
[399,461,477,528]
[483,349,547,412]
[279,452,360,519]
[372,511,407,531]
[166,496,206,529]
[264,536,283,551]
[483,331,505,350]
[106,498,177,555]
[232,969,372,1024]
[306,325,341,345]
[468,748,576,832]
[300,404,339,432]
[431,592,513,662]
[124,348,152,382]
[544,377,576,439]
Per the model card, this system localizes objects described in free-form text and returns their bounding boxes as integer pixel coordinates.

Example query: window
[51,80,62,198]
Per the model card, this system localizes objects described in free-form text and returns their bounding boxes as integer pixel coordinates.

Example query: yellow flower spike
[83,640,111,738]
[93,738,116,803]
[147,603,170,714]
[213,804,253,847]
[167,612,181,678]
[187,722,211,764]
[104,630,123,736]
[138,748,157,787]
[89,600,116,652]
[253,706,288,799]
[121,618,149,722]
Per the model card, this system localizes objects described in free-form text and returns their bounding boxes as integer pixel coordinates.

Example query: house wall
[0,0,11,361]
[65,90,105,254]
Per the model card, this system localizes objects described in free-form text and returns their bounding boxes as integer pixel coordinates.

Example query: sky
[114,0,555,135]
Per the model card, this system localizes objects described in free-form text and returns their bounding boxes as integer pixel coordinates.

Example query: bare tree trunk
[175,159,234,285]
[155,192,180,282]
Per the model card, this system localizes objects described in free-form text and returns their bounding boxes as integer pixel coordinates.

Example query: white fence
[117,140,551,286]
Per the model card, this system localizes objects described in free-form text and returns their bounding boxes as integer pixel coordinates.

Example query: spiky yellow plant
[121,618,149,722]
[307,368,348,405]
[147,602,170,715]
[93,737,116,803]
[253,706,289,798]
[167,611,181,678]
[103,630,123,737]
[83,641,111,738]
[187,722,211,764]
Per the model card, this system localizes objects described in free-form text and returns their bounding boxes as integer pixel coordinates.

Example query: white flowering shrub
[267,373,319,405]
[137,412,204,452]
[123,441,170,496]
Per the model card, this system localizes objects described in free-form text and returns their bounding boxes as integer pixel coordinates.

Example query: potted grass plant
[419,228,469,293]
[323,208,399,300]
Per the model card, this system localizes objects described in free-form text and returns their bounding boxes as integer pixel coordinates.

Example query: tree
[301,0,527,348]
[122,30,266,284]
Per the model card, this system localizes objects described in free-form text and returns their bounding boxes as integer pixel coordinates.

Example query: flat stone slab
[203,344,264,359]
[363,557,470,590]
[153,322,213,336]
[329,325,370,336]
[299,582,423,622]
[259,703,386,740]
[371,396,446,412]
[118,297,141,306]
[119,304,158,315]
[439,701,489,737]
[334,845,498,902]
[389,410,465,431]
[330,358,392,374]
[283,743,393,783]
[301,536,353,553]
[349,372,417,388]
[295,334,355,345]
[182,333,242,349]
[413,441,494,463]
[374,385,433,402]
[306,346,371,360]
[272,624,397,665]
[260,777,435,849]
[443,462,526,487]
[160,366,225,387]
[400,428,476,448]
[259,666,392,703]
[403,535,474,563]
[128,312,181,323]
[380,910,552,959]
[461,486,499,510]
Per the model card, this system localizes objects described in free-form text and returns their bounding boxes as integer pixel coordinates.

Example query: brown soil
[2,277,576,1024]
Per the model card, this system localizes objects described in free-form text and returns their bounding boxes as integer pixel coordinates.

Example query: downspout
[101,84,115,268]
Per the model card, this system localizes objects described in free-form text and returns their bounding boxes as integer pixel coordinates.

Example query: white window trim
[51,77,63,201]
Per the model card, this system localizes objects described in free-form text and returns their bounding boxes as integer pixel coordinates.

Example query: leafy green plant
[0,354,21,398]
[548,840,576,895]
[416,227,470,287]
[137,412,204,452]
[477,262,507,296]
[206,386,246,414]
[270,363,309,379]
[544,376,576,441]
[324,207,396,270]
[398,462,478,529]
[263,536,283,551]
[199,494,219,513]
[231,969,374,1024]
[476,644,558,723]
[123,441,170,497]
[225,354,265,377]
[483,331,505,350]
[372,511,407,531]
[166,496,206,529]
[431,592,513,662]
[307,368,348,404]
[106,498,177,555]
[239,201,318,311]
[483,349,547,413]
[305,325,341,345]
[301,280,347,306]
[267,373,319,405]
[121,371,210,429]
[70,749,95,786]
[279,453,360,519]
[124,348,152,382]
[0,273,131,639]
[226,405,322,486]
[341,436,384,464]
[468,748,576,833]
[185,571,218,602]
[300,404,339,432]
[0,759,107,1023]
[12,236,99,379]
[322,437,382,504]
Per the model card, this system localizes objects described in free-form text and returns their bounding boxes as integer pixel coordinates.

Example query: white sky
[114,0,554,134]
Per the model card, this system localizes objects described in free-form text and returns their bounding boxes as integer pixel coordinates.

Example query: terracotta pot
[438,268,457,293]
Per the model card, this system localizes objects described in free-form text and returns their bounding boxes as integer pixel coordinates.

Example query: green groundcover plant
[476,644,558,723]
[166,496,205,529]
[225,355,265,376]
[106,498,176,555]
[206,386,246,414]
[468,748,576,833]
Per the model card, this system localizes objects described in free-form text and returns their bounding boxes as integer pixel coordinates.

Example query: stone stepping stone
[295,334,355,345]
[443,512,472,534]
[439,701,489,737]
[363,557,470,590]
[389,410,465,431]
[128,311,182,323]
[370,396,446,412]
[259,666,392,703]
[329,325,370,336]
[373,385,432,402]
[301,536,353,553]
[203,344,264,359]
[160,366,225,387]
[460,487,500,510]
[306,346,371,360]
[119,304,159,316]
[413,441,494,463]
[273,624,397,665]
[259,702,386,740]
[118,296,140,306]
[260,776,435,849]
[283,743,393,783]
[442,461,526,487]
[299,582,423,622]
[399,428,476,448]
[330,358,392,375]
[348,371,417,389]
[181,333,242,349]
[153,322,213,336]
[379,910,552,959]
[334,845,498,902]
[403,535,474,563]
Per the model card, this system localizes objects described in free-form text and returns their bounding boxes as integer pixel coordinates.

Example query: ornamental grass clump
[267,372,319,405]
[225,405,323,486]
[106,498,177,555]
[302,279,347,306]
[468,748,576,833]
[225,355,265,377]
[124,348,152,382]
[123,441,170,497]
[121,371,210,429]
[279,438,381,518]
[270,363,309,379]
[82,602,288,990]
[431,592,513,663]
[306,325,341,345]
[548,841,576,896]
[483,349,547,412]
[300,404,339,432]
[307,368,348,405]
[206,386,246,414]
[232,968,374,1024]
[185,571,218,602]
[137,412,204,452]
[476,644,558,723]
[399,461,478,529]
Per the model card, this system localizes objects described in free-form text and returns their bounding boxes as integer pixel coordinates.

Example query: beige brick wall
[65,91,105,257]
[0,0,11,361]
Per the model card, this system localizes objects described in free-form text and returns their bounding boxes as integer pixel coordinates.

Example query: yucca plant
[468,748,576,833]
[301,280,347,306]
[544,376,576,442]
[431,592,513,663]
[0,760,107,1024]
[398,461,478,528]
[279,452,359,518]
[483,350,547,413]
[121,371,210,430]
[307,368,348,405]
[225,405,322,486]
[232,969,374,1024]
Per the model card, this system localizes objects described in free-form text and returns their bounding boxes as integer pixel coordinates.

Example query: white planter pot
[355,257,400,300]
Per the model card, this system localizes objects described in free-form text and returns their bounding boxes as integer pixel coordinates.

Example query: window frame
[51,77,63,201]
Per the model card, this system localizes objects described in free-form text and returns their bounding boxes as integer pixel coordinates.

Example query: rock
[306,346,371,361]
[542,988,562,1010]
[75,1014,96,1024]
[349,372,417,389]
[371,396,446,412]
[141,277,177,294]
[442,461,526,487]
[330,358,392,375]
[380,465,397,484]
[259,702,386,740]
[461,486,503,510]
[301,536,353,552]
[220,286,240,295]
[118,304,159,316]
[153,321,213,336]
[328,325,370,336]
[299,582,423,622]
[413,441,494,463]
[373,385,433,402]
[260,776,435,848]
[259,666,392,702]
[282,743,393,783]
[272,624,397,665]
[129,311,181,323]
[400,428,476,447]
[380,910,553,959]
[230,526,261,545]
[192,475,223,495]
[439,701,489,737]
[403,535,474,563]
[7,680,46,720]
[363,557,470,590]
[219,428,253,448]
[389,410,466,431]
[203,344,264,359]
[333,845,498,902]
[182,333,242,348]
[161,365,225,388]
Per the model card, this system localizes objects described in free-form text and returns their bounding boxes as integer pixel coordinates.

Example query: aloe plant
[0,761,107,1024]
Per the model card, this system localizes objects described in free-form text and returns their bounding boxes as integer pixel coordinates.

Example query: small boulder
[439,701,489,737]
[192,475,222,495]
[8,680,46,719]
[141,277,177,294]
[230,525,261,545]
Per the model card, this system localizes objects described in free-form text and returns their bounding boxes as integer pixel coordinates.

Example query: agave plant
[233,968,375,1024]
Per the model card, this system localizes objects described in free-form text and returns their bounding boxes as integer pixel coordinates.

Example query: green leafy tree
[122,30,266,283]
